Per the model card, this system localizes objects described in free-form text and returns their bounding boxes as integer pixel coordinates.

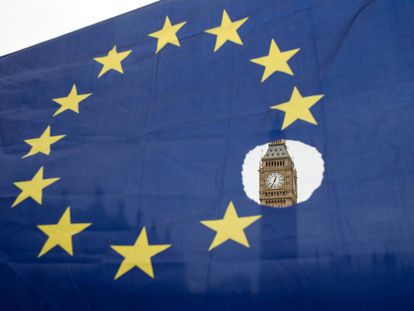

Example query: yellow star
[271,87,324,130]
[200,201,261,251]
[250,39,300,82]
[37,207,91,257]
[94,45,132,78]
[12,166,60,208]
[22,125,65,159]
[148,16,187,53]
[111,227,171,280]
[205,10,248,52]
[52,84,92,117]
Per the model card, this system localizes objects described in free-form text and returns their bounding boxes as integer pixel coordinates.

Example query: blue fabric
[1,0,414,309]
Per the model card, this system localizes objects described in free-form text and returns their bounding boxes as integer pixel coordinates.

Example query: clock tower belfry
[259,140,297,208]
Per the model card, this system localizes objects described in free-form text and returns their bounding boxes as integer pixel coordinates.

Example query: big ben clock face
[265,172,284,189]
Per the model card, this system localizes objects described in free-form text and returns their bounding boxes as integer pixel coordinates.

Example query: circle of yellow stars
[10,8,324,280]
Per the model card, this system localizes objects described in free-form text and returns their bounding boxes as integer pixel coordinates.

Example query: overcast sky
[0,0,158,57]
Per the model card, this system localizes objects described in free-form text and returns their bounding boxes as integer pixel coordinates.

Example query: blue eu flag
[1,0,414,309]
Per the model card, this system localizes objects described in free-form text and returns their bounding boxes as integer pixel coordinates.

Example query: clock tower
[259,140,297,208]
